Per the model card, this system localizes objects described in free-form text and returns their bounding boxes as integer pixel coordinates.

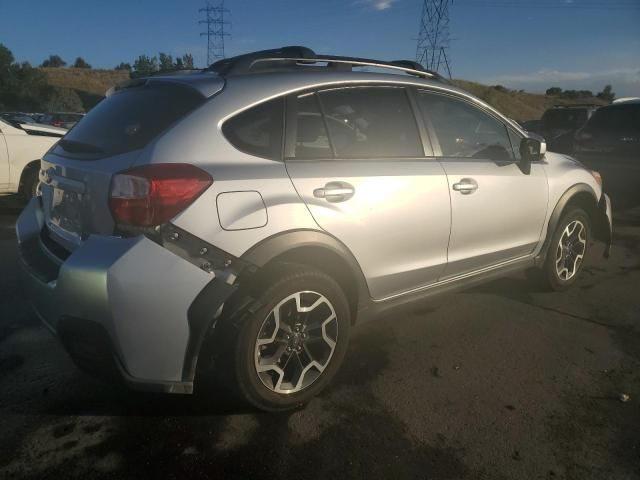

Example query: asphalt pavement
[0,193,638,480]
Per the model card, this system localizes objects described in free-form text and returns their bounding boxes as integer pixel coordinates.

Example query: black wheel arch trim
[182,229,370,384]
[240,228,371,304]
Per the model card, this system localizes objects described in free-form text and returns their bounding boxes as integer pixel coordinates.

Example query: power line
[416,0,453,79]
[199,0,231,66]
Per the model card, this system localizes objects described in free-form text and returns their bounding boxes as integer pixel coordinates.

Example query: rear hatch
[39,76,221,252]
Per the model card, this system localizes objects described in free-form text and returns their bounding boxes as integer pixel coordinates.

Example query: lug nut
[286,346,292,353]
[199,247,208,255]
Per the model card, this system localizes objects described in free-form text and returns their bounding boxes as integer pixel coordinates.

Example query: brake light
[109,163,212,227]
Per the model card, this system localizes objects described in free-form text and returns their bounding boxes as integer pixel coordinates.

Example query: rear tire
[210,264,351,412]
[541,208,590,291]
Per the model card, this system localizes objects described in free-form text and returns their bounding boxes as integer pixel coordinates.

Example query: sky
[1,0,639,96]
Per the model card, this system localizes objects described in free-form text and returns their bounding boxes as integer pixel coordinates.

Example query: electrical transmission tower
[415,0,452,79]
[199,0,230,66]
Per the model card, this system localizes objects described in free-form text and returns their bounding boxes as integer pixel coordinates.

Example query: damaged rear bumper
[16,197,241,394]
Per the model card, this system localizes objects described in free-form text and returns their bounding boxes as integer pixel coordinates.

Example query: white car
[0,118,66,198]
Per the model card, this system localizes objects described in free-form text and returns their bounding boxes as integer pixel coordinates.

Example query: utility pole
[415,0,452,79]
[199,0,230,66]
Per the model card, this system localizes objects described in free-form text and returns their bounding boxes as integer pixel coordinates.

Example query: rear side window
[417,91,514,161]
[222,97,284,160]
[55,81,205,158]
[317,86,422,158]
[586,105,640,134]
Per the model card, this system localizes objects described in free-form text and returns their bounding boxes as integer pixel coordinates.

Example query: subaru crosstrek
[16,47,612,411]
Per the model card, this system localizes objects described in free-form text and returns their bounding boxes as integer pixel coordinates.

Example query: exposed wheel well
[254,246,361,323]
[537,186,600,265]
[18,160,40,196]
[562,191,599,224]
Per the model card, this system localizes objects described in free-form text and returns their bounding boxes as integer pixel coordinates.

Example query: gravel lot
[0,193,638,480]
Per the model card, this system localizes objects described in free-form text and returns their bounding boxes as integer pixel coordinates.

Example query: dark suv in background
[574,98,640,206]
[537,104,599,153]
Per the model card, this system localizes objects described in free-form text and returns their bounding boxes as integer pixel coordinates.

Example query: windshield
[53,81,205,158]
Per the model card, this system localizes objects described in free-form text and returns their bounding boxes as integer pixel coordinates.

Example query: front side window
[222,97,284,160]
[417,91,514,161]
[316,86,422,158]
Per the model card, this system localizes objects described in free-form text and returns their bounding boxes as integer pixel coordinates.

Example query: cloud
[481,67,640,96]
[360,0,398,11]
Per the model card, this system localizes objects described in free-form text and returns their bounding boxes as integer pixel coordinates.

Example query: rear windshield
[541,108,588,130]
[54,81,205,158]
[586,105,640,134]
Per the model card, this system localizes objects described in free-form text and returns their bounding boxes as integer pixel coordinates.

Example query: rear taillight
[109,163,212,227]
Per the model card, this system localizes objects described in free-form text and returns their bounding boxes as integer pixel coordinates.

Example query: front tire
[542,208,590,291]
[215,265,351,411]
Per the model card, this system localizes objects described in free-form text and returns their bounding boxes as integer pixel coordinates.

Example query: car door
[285,86,451,300]
[414,89,548,279]
[0,125,10,190]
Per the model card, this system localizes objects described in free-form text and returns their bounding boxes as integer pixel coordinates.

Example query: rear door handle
[313,181,355,203]
[452,178,478,195]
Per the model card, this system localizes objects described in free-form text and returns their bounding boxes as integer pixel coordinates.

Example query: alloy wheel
[555,219,587,281]
[254,291,339,394]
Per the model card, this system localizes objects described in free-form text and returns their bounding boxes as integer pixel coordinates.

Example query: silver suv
[17,47,612,411]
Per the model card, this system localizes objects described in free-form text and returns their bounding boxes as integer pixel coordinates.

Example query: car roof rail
[205,46,450,83]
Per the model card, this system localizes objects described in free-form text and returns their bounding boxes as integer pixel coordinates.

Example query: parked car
[39,112,85,129]
[0,112,38,125]
[16,47,612,411]
[573,98,640,206]
[537,104,599,154]
[0,118,66,198]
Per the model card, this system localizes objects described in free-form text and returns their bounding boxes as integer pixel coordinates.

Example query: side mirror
[519,136,546,174]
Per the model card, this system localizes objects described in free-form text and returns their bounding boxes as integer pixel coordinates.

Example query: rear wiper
[58,139,103,154]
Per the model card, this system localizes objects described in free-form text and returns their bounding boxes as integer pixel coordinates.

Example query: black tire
[208,264,351,412]
[21,166,39,200]
[541,208,591,291]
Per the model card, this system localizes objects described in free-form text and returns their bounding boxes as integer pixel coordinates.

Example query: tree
[546,87,562,96]
[114,62,132,71]
[0,44,52,111]
[158,52,173,71]
[597,85,615,103]
[73,57,91,69]
[0,43,14,71]
[41,54,66,68]
[133,55,158,75]
[174,57,184,69]
[182,53,194,69]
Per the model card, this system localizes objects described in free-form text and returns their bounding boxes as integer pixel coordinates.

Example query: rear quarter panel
[144,80,319,256]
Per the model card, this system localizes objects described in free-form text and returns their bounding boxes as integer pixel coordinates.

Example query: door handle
[452,178,478,195]
[313,182,355,203]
